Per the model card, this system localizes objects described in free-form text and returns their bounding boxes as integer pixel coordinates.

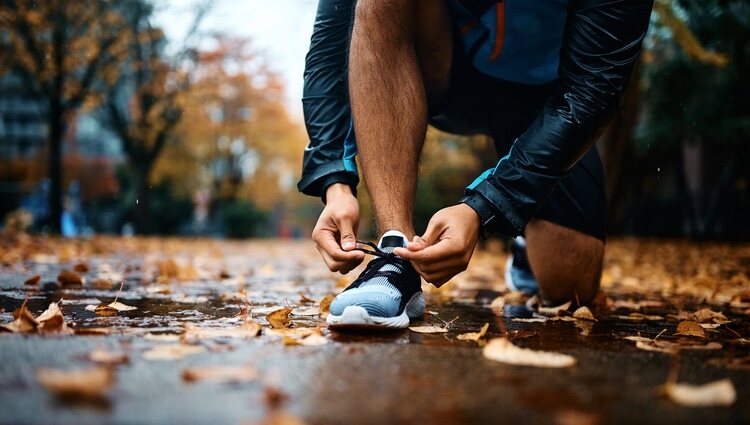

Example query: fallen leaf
[318,295,335,317]
[36,301,73,334]
[74,327,112,336]
[676,321,706,338]
[537,300,572,316]
[612,313,664,322]
[142,344,206,360]
[183,322,261,341]
[457,323,489,341]
[182,365,258,383]
[511,317,547,323]
[90,278,113,289]
[267,308,293,329]
[573,306,596,321]
[283,328,327,346]
[73,263,90,273]
[0,300,38,333]
[57,270,82,286]
[158,259,179,278]
[267,328,316,338]
[36,366,114,399]
[409,325,448,334]
[292,307,320,317]
[88,349,130,365]
[664,379,736,407]
[699,323,722,329]
[489,297,505,312]
[482,338,576,368]
[24,274,41,286]
[298,292,316,304]
[635,340,677,354]
[693,308,730,324]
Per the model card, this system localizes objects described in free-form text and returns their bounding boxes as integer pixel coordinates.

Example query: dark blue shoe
[504,237,539,294]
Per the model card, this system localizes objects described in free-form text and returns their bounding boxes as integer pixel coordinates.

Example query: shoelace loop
[352,240,408,284]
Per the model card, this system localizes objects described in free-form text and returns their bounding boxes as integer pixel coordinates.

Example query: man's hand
[312,183,365,274]
[394,203,480,287]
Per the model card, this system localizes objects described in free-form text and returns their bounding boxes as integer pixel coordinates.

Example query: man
[298,0,653,329]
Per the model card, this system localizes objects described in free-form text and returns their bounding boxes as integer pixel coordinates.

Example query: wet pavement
[1,236,749,424]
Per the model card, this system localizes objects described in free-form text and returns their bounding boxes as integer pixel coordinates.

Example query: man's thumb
[339,225,357,251]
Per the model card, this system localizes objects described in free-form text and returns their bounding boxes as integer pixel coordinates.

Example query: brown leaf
[408,325,448,334]
[482,338,576,368]
[142,344,206,360]
[73,263,90,273]
[57,270,82,286]
[457,323,489,341]
[88,349,130,365]
[36,366,114,399]
[0,300,38,333]
[158,259,179,279]
[693,308,730,324]
[90,278,113,289]
[298,292,316,304]
[664,379,736,407]
[36,301,73,335]
[676,321,706,338]
[489,296,505,312]
[318,295,335,316]
[24,274,41,286]
[267,308,293,329]
[573,306,597,321]
[182,365,258,383]
[183,322,261,341]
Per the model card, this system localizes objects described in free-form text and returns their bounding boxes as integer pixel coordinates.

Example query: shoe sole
[326,292,424,330]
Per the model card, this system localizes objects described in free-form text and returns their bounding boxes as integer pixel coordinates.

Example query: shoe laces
[352,240,410,285]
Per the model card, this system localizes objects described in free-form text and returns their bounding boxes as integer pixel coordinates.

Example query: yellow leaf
[267,308,293,329]
[482,338,576,368]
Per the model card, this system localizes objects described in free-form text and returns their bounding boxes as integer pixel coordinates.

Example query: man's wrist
[459,193,497,239]
[325,183,354,203]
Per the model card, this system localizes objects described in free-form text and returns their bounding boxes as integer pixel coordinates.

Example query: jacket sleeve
[461,0,654,236]
[297,0,360,200]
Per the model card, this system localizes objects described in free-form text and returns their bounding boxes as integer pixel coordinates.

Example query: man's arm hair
[462,0,654,236]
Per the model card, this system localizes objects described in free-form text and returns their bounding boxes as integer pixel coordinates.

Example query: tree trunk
[133,164,152,234]
[47,103,65,234]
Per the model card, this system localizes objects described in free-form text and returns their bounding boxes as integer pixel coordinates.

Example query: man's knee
[525,219,604,305]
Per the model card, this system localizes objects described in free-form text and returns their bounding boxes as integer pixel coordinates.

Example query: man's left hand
[394,203,480,287]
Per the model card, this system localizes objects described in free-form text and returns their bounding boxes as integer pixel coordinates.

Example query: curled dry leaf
[37,366,114,399]
[490,297,505,312]
[57,270,82,286]
[36,301,73,334]
[457,323,489,342]
[664,379,736,407]
[267,308,293,329]
[676,321,706,338]
[182,365,258,383]
[572,306,596,321]
[298,292,316,304]
[88,349,130,365]
[409,325,448,334]
[86,301,137,316]
[483,338,576,368]
[0,300,39,333]
[693,308,730,325]
[142,344,206,360]
[24,274,41,286]
[318,295,335,317]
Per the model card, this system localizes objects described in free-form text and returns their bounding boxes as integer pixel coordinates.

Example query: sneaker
[504,236,539,294]
[327,230,425,330]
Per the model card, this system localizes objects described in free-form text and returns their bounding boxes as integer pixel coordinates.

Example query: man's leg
[349,0,451,238]
[525,220,604,305]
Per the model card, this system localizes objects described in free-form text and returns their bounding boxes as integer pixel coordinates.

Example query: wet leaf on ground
[457,323,489,342]
[182,365,258,383]
[664,379,736,407]
[483,338,576,368]
[36,366,114,399]
[142,344,206,360]
[409,325,448,334]
[676,321,706,338]
[573,306,596,321]
[24,274,41,286]
[267,308,293,329]
[57,270,83,286]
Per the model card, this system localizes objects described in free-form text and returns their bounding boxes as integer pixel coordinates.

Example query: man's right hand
[312,183,365,274]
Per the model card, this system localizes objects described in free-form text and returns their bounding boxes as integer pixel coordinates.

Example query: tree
[104,1,210,234]
[0,0,131,233]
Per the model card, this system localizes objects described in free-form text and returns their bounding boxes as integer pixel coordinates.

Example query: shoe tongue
[378,230,408,254]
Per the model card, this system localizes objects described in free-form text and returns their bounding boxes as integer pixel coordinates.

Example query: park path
[1,235,749,424]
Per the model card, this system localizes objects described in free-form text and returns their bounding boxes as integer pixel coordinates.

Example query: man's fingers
[337,221,358,251]
[316,231,364,262]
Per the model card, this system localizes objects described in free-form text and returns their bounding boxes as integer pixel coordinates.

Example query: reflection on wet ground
[0,236,749,424]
